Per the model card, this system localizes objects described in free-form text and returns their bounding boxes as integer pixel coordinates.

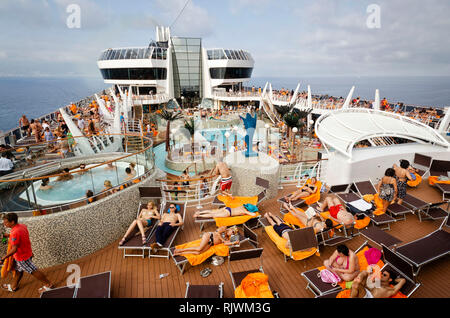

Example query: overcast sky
[0,0,449,78]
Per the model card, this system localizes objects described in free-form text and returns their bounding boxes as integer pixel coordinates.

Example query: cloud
[154,0,215,37]
[228,0,272,15]
[0,51,7,59]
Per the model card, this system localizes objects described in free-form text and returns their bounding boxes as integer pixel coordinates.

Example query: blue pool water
[20,162,144,206]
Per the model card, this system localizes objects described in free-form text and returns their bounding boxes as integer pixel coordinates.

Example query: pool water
[20,162,144,206]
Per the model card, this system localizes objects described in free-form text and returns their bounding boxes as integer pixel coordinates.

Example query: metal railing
[278,159,328,189]
[0,134,155,215]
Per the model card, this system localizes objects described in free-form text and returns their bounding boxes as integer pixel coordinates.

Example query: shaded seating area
[40,272,111,299]
[185,282,224,298]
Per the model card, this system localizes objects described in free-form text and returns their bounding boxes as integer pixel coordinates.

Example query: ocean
[1,76,449,132]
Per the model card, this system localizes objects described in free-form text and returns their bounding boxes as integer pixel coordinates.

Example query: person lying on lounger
[282,202,334,233]
[173,226,239,256]
[265,212,293,249]
[317,196,355,226]
[119,201,160,246]
[351,267,406,298]
[324,244,360,282]
[282,177,319,203]
[193,204,259,218]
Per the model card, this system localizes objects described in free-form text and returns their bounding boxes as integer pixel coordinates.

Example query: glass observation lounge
[99,46,168,61]
[207,49,253,61]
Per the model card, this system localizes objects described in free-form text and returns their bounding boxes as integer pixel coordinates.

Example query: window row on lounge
[209,67,253,79]
[99,47,167,61]
[207,49,252,61]
[100,68,167,80]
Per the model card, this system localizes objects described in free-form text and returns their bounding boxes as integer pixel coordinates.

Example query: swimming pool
[19,162,145,206]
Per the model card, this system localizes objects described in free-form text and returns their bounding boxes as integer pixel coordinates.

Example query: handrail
[0,133,153,183]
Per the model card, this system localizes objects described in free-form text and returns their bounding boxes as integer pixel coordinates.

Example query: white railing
[278,159,328,189]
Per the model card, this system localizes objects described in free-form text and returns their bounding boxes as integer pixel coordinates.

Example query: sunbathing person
[173,226,239,256]
[351,267,406,298]
[324,244,360,282]
[317,196,355,225]
[193,204,259,219]
[282,177,319,203]
[282,202,334,233]
[264,212,293,249]
[150,204,184,250]
[119,201,160,246]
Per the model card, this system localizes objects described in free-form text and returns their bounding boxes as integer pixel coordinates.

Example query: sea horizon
[1,75,449,132]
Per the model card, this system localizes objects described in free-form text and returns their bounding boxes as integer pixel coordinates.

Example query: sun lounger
[392,217,450,276]
[118,187,163,258]
[146,201,187,259]
[435,183,450,201]
[259,216,319,262]
[337,191,396,230]
[40,271,111,298]
[195,177,269,231]
[308,203,355,240]
[354,180,413,221]
[380,245,421,297]
[185,282,224,298]
[119,187,163,258]
[301,241,372,297]
[412,153,432,177]
[277,180,322,207]
[417,201,449,222]
[169,224,258,275]
[227,248,278,298]
[360,227,403,249]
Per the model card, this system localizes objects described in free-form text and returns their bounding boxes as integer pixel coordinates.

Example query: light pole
[292,127,298,159]
[233,126,238,151]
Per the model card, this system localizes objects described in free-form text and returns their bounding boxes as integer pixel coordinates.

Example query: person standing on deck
[19,115,30,137]
[393,160,413,205]
[0,213,54,294]
[209,160,233,198]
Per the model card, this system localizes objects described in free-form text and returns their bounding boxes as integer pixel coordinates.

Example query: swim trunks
[225,207,232,217]
[273,223,292,237]
[220,176,233,191]
[329,205,342,219]
[396,178,407,199]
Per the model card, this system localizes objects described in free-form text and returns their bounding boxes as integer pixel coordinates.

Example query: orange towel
[217,195,258,208]
[215,213,260,228]
[175,239,229,266]
[264,226,319,260]
[1,243,16,279]
[363,194,386,216]
[407,173,422,187]
[355,217,371,230]
[429,176,450,186]
[296,180,322,205]
[336,288,407,298]
[234,273,274,298]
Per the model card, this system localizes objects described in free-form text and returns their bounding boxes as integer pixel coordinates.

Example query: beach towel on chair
[234,273,274,298]
[362,194,386,216]
[214,213,260,227]
[217,195,258,208]
[175,240,229,266]
[407,173,422,187]
[264,226,319,260]
[299,180,322,205]
[429,176,450,186]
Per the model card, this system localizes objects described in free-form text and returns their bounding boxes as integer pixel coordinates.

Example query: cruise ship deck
[2,179,448,299]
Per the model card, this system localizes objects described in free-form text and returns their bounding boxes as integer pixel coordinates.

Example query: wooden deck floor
[1,180,449,298]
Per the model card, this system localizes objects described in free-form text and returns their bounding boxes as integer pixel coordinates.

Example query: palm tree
[184,118,196,161]
[158,109,183,158]
[274,105,294,119]
[292,108,312,139]
[286,108,312,160]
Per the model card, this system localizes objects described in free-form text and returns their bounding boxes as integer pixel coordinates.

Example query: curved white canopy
[315,109,449,159]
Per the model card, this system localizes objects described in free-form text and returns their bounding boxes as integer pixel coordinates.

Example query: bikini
[225,207,232,217]
[329,205,342,219]
[335,256,349,269]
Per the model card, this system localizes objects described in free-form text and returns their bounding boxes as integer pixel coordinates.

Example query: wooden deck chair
[392,217,450,277]
[119,187,163,258]
[185,282,224,298]
[40,271,111,299]
[278,179,322,207]
[435,183,450,201]
[169,224,258,275]
[411,153,432,178]
[146,201,186,259]
[354,180,413,221]
[417,201,449,222]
